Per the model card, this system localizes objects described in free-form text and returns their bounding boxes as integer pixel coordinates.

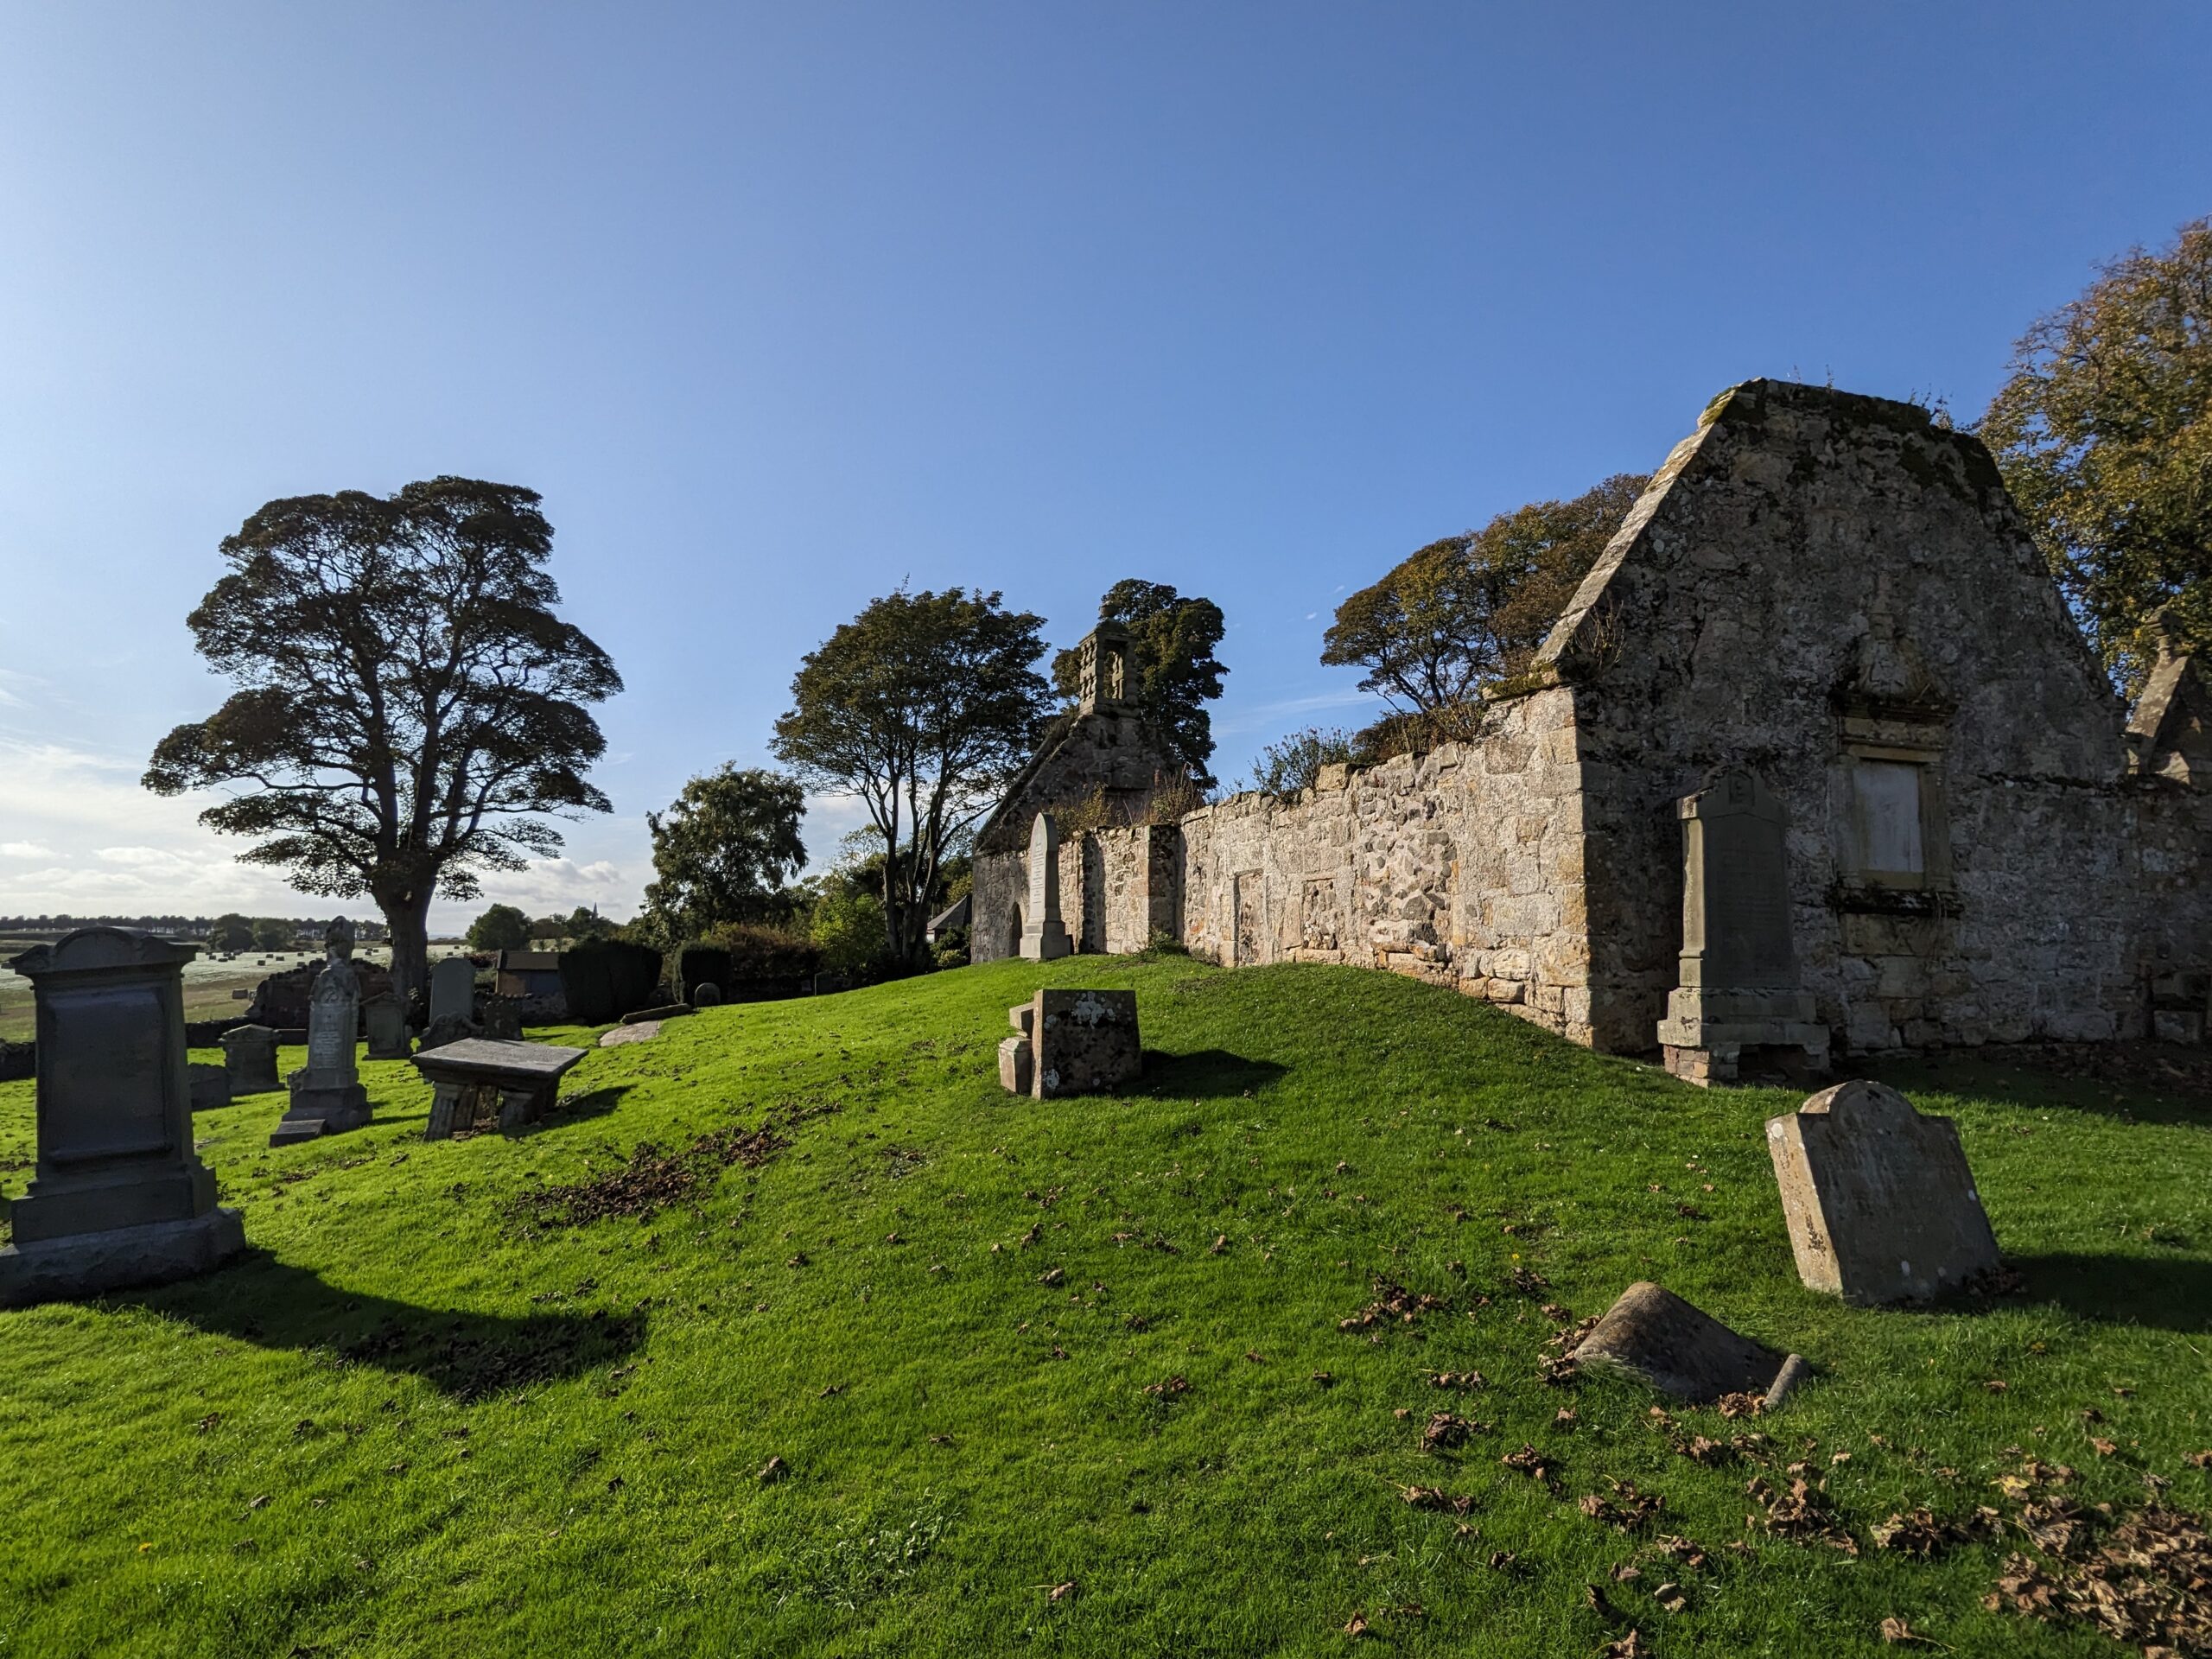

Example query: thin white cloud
[1212,687,1382,738]
[0,841,54,858]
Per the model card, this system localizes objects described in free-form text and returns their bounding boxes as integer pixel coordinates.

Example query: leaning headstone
[188,1063,231,1112]
[219,1023,281,1094]
[1571,1282,1800,1405]
[1656,770,1829,1085]
[1766,1079,2001,1305]
[1029,988,1140,1097]
[269,919,373,1147]
[0,928,246,1306]
[429,956,476,1028]
[1018,813,1072,962]
[362,994,411,1060]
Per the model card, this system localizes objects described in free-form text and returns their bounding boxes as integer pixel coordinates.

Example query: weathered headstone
[1018,813,1072,962]
[429,956,476,1028]
[1029,988,1140,1097]
[219,1023,281,1094]
[188,1063,231,1112]
[0,928,245,1306]
[413,1038,587,1138]
[269,919,373,1147]
[362,994,411,1060]
[1571,1282,1800,1405]
[1766,1079,2000,1305]
[692,982,723,1008]
[1656,770,1829,1085]
[479,999,523,1040]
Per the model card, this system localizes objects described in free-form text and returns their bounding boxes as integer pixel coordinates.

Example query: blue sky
[1,3,2206,931]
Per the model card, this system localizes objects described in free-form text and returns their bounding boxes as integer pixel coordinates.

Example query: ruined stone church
[972,379,2212,1078]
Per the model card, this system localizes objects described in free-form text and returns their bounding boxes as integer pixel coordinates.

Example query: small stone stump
[363,994,412,1060]
[270,918,373,1147]
[1571,1282,1799,1405]
[1018,813,1072,962]
[1766,1079,2000,1305]
[0,928,245,1306]
[220,1023,281,1094]
[1031,989,1140,1097]
[414,1038,587,1139]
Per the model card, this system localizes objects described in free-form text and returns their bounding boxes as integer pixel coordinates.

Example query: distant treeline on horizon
[0,915,390,941]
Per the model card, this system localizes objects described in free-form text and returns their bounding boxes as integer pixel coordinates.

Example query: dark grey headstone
[429,956,475,1027]
[219,1023,281,1094]
[1030,989,1140,1098]
[270,919,372,1147]
[188,1063,231,1112]
[362,995,411,1060]
[1,928,245,1305]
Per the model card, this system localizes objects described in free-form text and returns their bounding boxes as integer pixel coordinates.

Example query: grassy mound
[1,957,2207,1656]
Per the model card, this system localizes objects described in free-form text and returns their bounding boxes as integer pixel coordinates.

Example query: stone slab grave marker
[269,918,373,1147]
[414,1037,587,1138]
[1766,1078,2000,1305]
[429,956,476,1027]
[1656,769,1830,1085]
[188,1063,231,1112]
[1572,1282,1806,1407]
[0,928,245,1306]
[1018,813,1072,961]
[363,994,411,1060]
[219,1023,281,1094]
[997,1001,1036,1094]
[1029,988,1140,1097]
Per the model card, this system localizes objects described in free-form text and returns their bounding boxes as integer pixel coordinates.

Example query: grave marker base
[0,1208,245,1308]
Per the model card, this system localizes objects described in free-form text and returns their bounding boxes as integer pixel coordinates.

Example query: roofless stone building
[972,379,2212,1077]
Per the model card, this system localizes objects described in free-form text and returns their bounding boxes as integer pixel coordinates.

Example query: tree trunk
[379,886,434,1004]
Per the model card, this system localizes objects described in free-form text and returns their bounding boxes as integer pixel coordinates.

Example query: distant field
[0,939,474,1042]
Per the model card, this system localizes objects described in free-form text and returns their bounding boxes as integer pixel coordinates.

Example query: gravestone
[413,1037,587,1139]
[219,1023,281,1094]
[692,982,723,1008]
[0,928,245,1306]
[429,957,476,1028]
[362,994,411,1060]
[1766,1079,2001,1305]
[1018,813,1072,962]
[188,1063,231,1112]
[1571,1282,1802,1406]
[1028,988,1140,1097]
[1655,770,1829,1085]
[269,919,373,1147]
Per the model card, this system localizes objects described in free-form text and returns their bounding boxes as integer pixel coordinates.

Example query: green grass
[1,957,2206,1657]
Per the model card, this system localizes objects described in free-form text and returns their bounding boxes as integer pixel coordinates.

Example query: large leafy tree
[772,588,1051,964]
[1049,580,1229,784]
[208,912,254,952]
[467,903,531,953]
[144,478,621,1001]
[641,765,808,941]
[1320,474,1646,709]
[1982,217,2212,692]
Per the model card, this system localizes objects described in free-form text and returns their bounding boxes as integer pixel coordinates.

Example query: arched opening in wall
[1007,904,1024,959]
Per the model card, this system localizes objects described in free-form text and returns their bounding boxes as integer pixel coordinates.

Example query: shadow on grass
[1998,1252,2212,1333]
[509,1084,630,1139]
[139,1253,647,1399]
[1141,1049,1289,1098]
[1875,1048,2212,1129]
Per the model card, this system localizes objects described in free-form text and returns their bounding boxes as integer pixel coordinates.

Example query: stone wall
[1535,379,2212,1053]
[969,379,2211,1060]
